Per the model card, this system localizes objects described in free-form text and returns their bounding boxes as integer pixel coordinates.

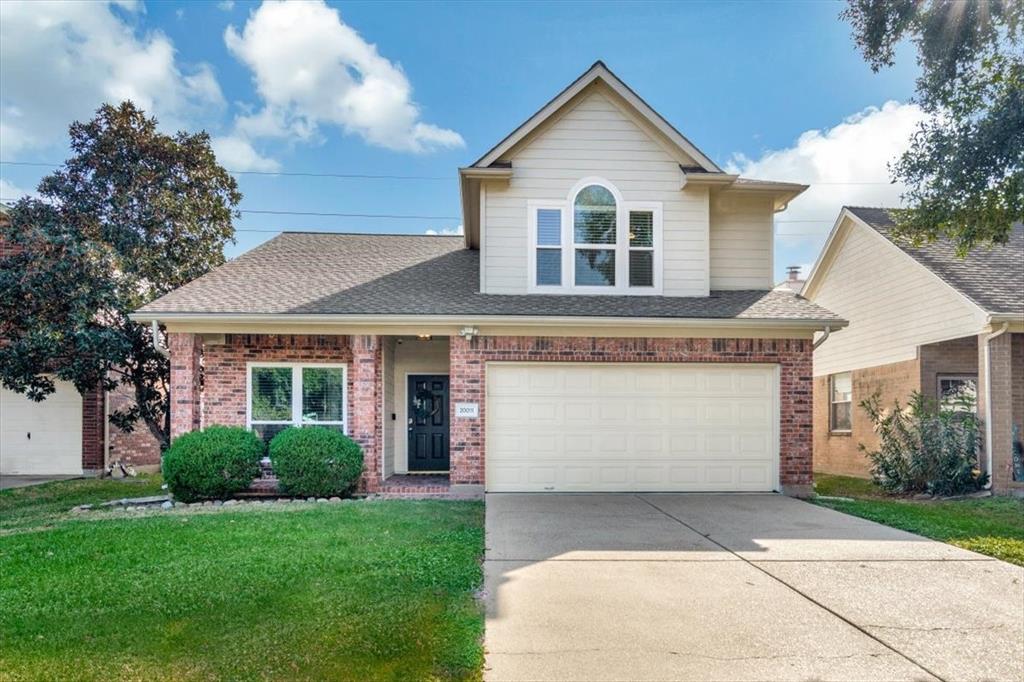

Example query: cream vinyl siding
[482,85,710,296]
[709,194,774,290]
[486,363,778,492]
[810,219,986,377]
[1,381,83,476]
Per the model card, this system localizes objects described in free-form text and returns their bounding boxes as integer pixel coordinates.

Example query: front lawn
[0,481,485,680]
[813,474,1024,566]
[0,476,165,533]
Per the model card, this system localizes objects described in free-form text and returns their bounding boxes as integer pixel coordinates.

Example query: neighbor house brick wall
[169,333,203,440]
[919,336,979,401]
[980,331,1020,491]
[81,386,105,471]
[812,358,919,478]
[449,335,813,494]
[106,381,164,467]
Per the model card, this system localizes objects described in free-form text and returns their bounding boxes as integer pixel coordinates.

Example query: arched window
[573,184,617,286]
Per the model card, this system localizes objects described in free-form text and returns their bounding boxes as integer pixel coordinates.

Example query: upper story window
[528,177,662,295]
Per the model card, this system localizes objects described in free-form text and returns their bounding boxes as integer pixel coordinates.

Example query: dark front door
[407,375,450,472]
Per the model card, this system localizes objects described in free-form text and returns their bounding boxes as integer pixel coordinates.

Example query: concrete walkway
[483,493,1024,681]
[0,474,81,490]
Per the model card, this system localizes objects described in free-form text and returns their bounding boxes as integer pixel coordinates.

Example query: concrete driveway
[483,493,1024,682]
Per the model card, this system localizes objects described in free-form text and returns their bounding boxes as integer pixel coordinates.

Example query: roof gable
[804,207,1024,318]
[472,61,720,172]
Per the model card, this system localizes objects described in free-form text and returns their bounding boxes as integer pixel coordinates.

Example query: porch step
[380,474,451,497]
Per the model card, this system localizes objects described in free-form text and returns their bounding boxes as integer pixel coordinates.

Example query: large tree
[0,102,240,448]
[843,0,1023,253]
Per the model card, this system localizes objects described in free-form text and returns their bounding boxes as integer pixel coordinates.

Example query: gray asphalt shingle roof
[137,232,842,322]
[847,207,1024,316]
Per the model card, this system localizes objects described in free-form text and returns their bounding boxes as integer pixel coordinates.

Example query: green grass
[0,476,165,533]
[0,481,485,681]
[813,474,1024,566]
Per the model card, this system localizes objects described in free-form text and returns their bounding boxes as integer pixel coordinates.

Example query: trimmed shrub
[162,426,264,502]
[859,391,988,496]
[269,426,364,498]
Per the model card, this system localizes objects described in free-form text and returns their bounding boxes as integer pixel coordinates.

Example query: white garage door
[1,382,83,475]
[486,363,778,492]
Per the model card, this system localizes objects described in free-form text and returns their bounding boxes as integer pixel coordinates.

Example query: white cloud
[224,0,463,153]
[0,177,38,202]
[0,0,224,157]
[211,134,281,172]
[727,101,927,245]
[425,225,463,236]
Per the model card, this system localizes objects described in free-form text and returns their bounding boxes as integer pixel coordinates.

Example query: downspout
[151,319,169,358]
[982,322,1010,488]
[812,326,831,350]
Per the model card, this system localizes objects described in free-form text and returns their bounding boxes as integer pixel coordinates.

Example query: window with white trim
[829,372,852,432]
[937,375,977,413]
[248,363,347,443]
[527,178,662,294]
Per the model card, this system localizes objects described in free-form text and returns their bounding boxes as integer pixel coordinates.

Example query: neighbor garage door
[486,363,777,492]
[0,382,83,475]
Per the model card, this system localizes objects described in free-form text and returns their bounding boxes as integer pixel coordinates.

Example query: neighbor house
[802,206,1024,493]
[131,62,844,497]
[0,203,163,477]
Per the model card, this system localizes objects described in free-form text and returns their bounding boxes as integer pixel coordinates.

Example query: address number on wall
[454,402,479,419]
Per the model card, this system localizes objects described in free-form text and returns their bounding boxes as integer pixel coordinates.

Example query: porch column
[448,334,484,491]
[351,334,382,493]
[169,332,202,441]
[979,330,1015,491]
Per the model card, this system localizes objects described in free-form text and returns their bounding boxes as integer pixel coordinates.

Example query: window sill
[828,430,853,437]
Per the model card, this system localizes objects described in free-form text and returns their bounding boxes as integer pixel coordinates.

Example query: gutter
[150,319,169,358]
[982,322,1010,488]
[130,311,846,331]
[812,325,832,350]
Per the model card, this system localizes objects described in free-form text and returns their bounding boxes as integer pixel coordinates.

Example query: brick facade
[106,382,164,468]
[812,357,920,478]
[169,333,203,439]
[979,331,1022,491]
[448,335,814,494]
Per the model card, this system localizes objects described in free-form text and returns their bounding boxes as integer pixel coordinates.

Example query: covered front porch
[168,331,464,497]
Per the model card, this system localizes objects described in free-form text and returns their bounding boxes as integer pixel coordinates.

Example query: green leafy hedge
[269,427,363,498]
[162,426,264,502]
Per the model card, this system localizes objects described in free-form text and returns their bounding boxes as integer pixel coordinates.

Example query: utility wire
[1,159,898,185]
[0,160,448,181]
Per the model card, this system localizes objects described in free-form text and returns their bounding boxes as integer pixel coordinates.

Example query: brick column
[979,331,1015,491]
[779,340,814,497]
[81,386,106,472]
[350,334,382,493]
[449,334,484,489]
[169,332,202,441]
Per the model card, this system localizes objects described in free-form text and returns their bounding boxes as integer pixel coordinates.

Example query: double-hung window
[248,363,347,443]
[829,372,852,433]
[528,178,662,294]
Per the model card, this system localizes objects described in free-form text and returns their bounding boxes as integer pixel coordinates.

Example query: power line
[0,160,449,181]
[0,159,902,185]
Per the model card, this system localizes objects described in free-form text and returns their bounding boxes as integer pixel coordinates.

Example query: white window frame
[526,177,663,295]
[937,374,978,413]
[246,362,348,438]
[829,371,852,434]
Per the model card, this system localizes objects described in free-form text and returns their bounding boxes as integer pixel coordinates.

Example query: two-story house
[133,62,844,497]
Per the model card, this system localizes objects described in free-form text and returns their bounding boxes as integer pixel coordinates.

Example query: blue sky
[0,0,921,281]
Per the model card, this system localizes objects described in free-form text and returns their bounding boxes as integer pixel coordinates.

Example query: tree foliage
[843,0,1023,253]
[0,102,240,448]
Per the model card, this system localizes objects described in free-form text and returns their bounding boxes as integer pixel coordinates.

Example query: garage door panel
[1,382,83,475]
[486,363,778,492]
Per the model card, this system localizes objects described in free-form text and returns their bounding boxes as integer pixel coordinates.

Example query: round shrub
[269,426,364,498]
[162,426,264,502]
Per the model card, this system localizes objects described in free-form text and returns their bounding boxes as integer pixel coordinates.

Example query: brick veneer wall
[169,333,202,439]
[920,336,979,400]
[81,387,105,471]
[106,382,164,467]
[449,335,814,494]
[811,358,920,478]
